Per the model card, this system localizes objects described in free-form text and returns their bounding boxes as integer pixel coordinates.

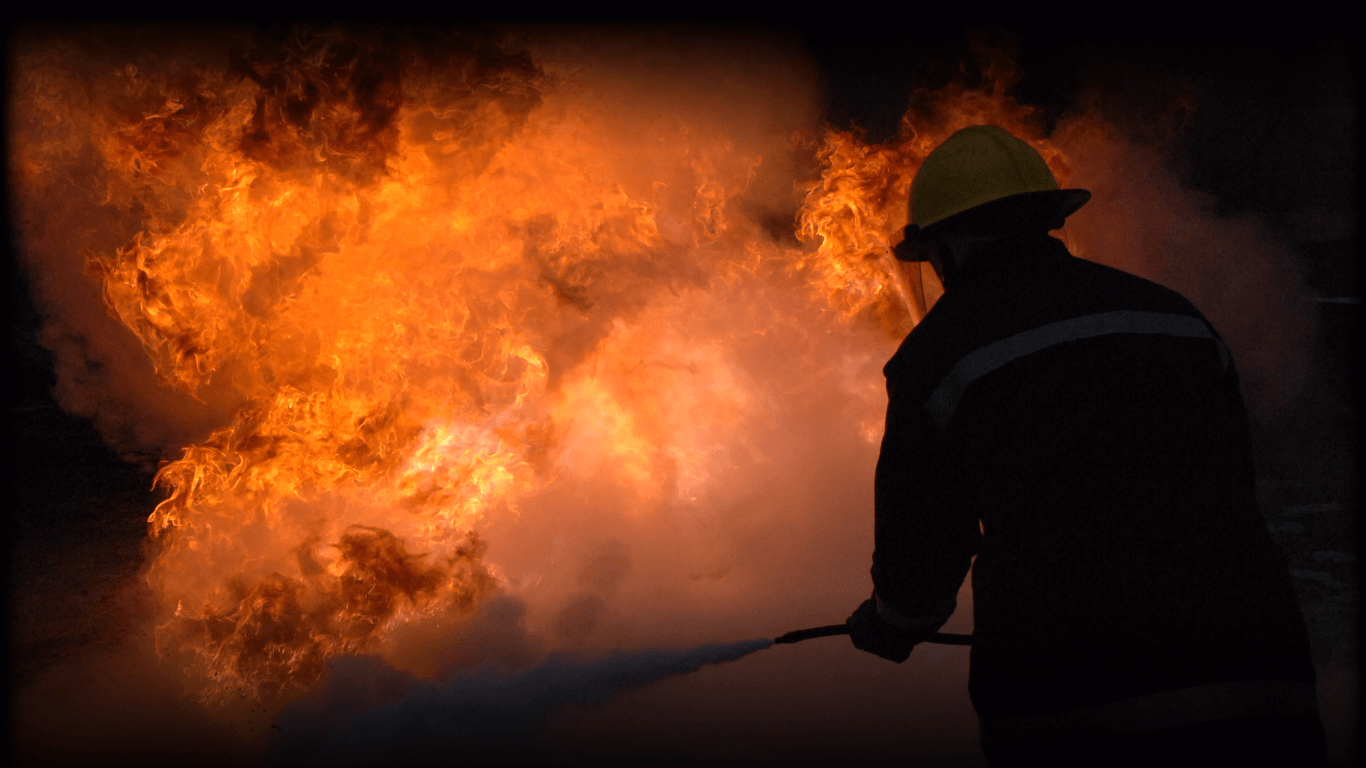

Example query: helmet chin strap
[927,244,953,291]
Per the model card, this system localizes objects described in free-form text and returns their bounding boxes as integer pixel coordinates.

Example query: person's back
[847,125,1325,766]
[876,235,1320,761]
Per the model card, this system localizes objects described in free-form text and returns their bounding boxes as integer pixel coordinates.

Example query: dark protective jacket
[872,236,1316,728]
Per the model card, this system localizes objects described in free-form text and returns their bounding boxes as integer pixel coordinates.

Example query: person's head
[893,125,1090,287]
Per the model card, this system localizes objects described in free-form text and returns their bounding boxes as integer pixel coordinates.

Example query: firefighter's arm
[850,383,980,662]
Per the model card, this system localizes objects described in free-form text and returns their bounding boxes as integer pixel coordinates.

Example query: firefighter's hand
[846,597,916,663]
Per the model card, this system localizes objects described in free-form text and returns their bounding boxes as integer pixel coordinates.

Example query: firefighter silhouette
[846,125,1325,766]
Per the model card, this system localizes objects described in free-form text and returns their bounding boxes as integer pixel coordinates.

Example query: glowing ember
[9,26,1077,700]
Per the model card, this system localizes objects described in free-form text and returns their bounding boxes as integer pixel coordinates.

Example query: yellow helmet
[909,125,1089,232]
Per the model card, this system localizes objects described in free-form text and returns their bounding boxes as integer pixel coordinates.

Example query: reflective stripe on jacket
[924,310,1231,430]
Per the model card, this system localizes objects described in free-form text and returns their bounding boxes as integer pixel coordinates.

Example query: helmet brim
[1054,188,1092,220]
[893,189,1091,262]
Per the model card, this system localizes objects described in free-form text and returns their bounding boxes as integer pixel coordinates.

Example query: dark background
[6,22,1358,765]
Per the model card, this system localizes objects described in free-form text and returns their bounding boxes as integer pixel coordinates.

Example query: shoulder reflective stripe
[978,680,1319,744]
[924,310,1229,429]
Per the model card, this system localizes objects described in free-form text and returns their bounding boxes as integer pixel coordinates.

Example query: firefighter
[845,125,1325,765]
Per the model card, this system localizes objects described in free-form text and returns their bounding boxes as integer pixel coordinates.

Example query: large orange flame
[9,26,1078,700]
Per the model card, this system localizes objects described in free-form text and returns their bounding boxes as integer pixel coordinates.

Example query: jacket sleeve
[871,375,981,633]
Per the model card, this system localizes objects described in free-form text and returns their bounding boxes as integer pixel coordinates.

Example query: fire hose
[773,625,972,645]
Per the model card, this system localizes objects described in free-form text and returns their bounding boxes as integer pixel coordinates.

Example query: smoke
[1045,57,1353,527]
[268,610,772,765]
[1053,114,1317,427]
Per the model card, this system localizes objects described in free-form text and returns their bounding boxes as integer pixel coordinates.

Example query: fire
[9,25,1078,700]
[797,69,1077,331]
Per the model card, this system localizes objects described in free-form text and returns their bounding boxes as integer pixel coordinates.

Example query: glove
[846,596,917,663]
